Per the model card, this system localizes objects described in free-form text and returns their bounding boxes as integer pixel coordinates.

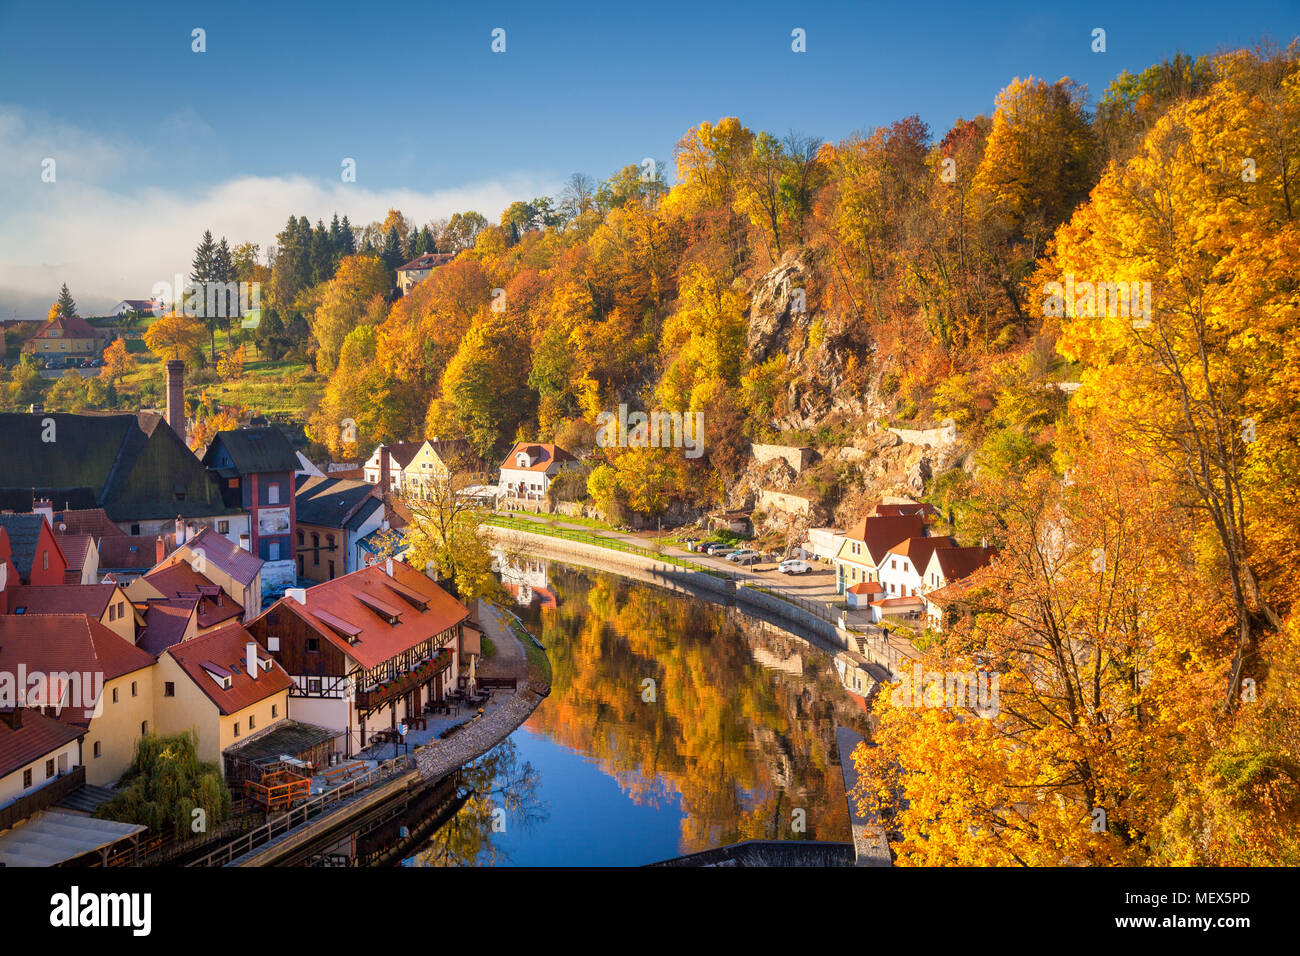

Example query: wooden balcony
[0,764,86,831]
[355,648,452,713]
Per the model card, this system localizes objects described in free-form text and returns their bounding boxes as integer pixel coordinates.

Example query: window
[112,688,119,704]
[164,682,175,697]
[23,768,32,789]
[217,520,229,534]
[108,603,116,621]
[131,524,140,535]
[903,561,909,572]
[306,637,320,653]
[118,601,125,618]
[93,741,101,758]
[308,677,321,694]
[249,715,256,731]
[233,722,240,737]
[312,533,319,552]
[271,704,278,719]
[328,560,335,579]
[326,535,335,551]
[141,721,148,736]
[297,531,304,545]
[130,681,137,697]
[297,555,304,575]
[268,483,281,504]
[42,550,49,570]
[269,541,280,561]
[46,758,55,778]
[891,559,896,569]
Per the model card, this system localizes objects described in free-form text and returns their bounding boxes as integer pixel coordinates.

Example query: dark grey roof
[56,784,119,814]
[0,412,240,522]
[223,720,342,762]
[294,474,383,530]
[0,513,46,578]
[205,427,298,475]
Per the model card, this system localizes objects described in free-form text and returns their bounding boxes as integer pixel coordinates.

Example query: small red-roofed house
[154,623,292,773]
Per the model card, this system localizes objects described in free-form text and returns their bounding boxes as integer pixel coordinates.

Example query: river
[404,562,872,866]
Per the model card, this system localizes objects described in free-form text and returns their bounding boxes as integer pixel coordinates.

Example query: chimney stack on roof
[246,641,258,679]
[155,536,166,564]
[165,359,186,439]
[33,498,54,525]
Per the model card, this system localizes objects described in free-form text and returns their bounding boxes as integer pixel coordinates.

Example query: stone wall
[751,443,816,474]
[758,488,813,516]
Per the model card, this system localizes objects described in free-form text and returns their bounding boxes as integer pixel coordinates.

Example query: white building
[497,442,579,502]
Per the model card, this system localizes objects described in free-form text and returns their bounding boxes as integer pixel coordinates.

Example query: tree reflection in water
[408,739,547,867]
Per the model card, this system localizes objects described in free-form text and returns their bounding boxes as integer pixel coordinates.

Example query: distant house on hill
[107,299,158,317]
[363,439,479,494]
[395,252,454,295]
[22,314,104,361]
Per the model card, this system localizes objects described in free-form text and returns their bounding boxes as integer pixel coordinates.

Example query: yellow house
[155,622,291,773]
[0,615,156,787]
[833,513,926,595]
[5,582,142,644]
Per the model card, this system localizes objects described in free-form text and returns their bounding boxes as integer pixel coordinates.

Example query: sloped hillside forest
[239,46,1300,863]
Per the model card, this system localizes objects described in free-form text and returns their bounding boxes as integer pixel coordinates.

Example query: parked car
[733,553,763,566]
[778,559,814,575]
[91,357,103,367]
[44,360,60,369]
[703,542,733,555]
[727,549,760,562]
[710,548,739,559]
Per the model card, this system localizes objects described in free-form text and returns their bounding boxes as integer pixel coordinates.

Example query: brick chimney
[155,535,166,564]
[165,359,186,438]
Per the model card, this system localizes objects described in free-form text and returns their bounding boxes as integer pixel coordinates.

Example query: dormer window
[516,453,530,468]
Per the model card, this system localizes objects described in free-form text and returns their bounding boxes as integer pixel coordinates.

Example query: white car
[727,549,760,563]
[778,559,813,575]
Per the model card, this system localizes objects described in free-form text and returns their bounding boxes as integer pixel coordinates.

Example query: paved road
[494,511,919,663]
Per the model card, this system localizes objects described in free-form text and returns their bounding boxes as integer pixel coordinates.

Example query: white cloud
[0,106,557,316]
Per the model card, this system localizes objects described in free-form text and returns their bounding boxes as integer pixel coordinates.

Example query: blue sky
[0,0,1296,312]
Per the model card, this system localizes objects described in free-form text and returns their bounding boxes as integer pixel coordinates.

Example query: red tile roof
[267,562,468,670]
[145,563,243,630]
[885,535,958,571]
[842,514,926,566]
[30,314,101,341]
[53,534,92,573]
[53,508,123,539]
[930,546,997,583]
[0,615,154,726]
[138,599,198,657]
[5,583,119,618]
[178,528,263,587]
[868,501,941,519]
[846,581,884,595]
[0,709,85,779]
[499,441,577,473]
[97,535,169,571]
[165,623,291,716]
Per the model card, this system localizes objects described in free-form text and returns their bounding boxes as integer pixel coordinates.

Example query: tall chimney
[378,444,390,493]
[174,516,185,546]
[155,535,166,564]
[246,642,258,679]
[165,359,186,439]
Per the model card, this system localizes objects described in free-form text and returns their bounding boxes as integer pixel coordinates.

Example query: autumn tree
[99,337,136,384]
[144,312,207,366]
[309,254,391,371]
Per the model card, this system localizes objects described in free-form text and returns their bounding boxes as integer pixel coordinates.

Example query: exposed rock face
[747,252,813,365]
[746,251,866,431]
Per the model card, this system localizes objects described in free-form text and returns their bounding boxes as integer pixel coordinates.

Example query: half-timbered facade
[246,560,468,756]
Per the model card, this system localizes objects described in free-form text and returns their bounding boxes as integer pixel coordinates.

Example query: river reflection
[410,563,871,866]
